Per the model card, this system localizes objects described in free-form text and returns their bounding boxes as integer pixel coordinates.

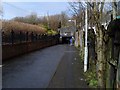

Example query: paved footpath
[3,44,89,88]
[48,45,89,88]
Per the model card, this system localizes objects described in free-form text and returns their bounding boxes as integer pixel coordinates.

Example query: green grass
[84,63,98,88]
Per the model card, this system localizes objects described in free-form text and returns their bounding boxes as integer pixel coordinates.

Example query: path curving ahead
[48,45,89,88]
[3,44,89,88]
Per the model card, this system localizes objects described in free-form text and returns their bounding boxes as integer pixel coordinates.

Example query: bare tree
[60,11,69,27]
[49,14,61,31]
[13,12,39,25]
[13,12,69,32]
[69,0,115,88]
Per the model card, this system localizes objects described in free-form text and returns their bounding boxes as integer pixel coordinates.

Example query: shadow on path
[48,45,89,88]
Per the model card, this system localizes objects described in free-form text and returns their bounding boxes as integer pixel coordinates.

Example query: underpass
[61,36,72,44]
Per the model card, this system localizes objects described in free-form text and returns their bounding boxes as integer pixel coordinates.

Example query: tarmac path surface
[2,44,89,88]
[48,45,89,88]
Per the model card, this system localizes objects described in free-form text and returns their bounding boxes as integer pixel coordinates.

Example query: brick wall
[2,38,59,61]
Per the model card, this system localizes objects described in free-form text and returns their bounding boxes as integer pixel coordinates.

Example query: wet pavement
[2,44,89,88]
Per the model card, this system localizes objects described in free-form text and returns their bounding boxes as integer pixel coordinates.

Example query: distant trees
[25,12,38,24]
[60,11,69,27]
[13,12,69,31]
[13,12,39,25]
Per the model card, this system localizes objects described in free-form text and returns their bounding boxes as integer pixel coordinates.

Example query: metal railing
[2,30,59,45]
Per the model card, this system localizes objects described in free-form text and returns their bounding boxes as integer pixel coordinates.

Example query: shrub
[2,21,47,35]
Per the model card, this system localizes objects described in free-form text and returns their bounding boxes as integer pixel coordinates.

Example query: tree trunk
[79,30,84,60]
[75,31,79,47]
[96,26,106,88]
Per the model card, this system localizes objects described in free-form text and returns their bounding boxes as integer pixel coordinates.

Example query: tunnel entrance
[61,36,72,44]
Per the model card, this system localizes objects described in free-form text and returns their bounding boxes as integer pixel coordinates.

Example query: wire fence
[2,30,59,45]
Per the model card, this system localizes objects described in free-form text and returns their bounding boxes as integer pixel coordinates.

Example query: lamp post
[84,3,88,72]
[68,19,76,28]
[0,1,2,90]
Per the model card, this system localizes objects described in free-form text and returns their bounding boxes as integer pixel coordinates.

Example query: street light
[68,19,77,33]
[84,3,88,72]
[68,19,76,27]
[0,1,2,90]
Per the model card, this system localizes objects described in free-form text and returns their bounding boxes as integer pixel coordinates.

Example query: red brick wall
[2,39,58,60]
